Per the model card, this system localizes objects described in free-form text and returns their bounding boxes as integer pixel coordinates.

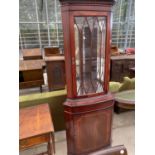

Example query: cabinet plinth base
[64,93,114,155]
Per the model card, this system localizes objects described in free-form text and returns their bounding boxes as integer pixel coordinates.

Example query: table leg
[48,141,52,155]
[51,132,55,154]
[40,85,43,93]
[48,133,55,155]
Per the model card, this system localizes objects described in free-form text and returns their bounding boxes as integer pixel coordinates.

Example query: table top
[19,60,45,71]
[19,104,54,140]
[44,55,65,61]
[114,90,135,104]
[111,54,135,60]
[22,48,42,57]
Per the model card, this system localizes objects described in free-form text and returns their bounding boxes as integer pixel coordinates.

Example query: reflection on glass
[74,16,106,96]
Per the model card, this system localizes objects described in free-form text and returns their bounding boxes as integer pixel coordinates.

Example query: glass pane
[74,16,106,96]
[57,0,62,22]
[19,0,37,22]
[40,23,49,47]
[20,23,40,49]
[37,0,47,22]
[49,23,58,46]
[47,0,56,21]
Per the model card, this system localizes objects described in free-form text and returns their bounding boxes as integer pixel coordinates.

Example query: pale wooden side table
[19,103,55,155]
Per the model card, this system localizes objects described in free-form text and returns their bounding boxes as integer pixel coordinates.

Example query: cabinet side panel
[64,108,76,154]
[61,8,74,98]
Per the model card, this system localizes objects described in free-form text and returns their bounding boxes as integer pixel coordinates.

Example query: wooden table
[19,60,45,71]
[19,60,45,92]
[19,104,55,155]
[114,90,135,113]
[22,48,43,60]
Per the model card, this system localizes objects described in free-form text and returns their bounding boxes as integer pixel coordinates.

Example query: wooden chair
[89,145,128,155]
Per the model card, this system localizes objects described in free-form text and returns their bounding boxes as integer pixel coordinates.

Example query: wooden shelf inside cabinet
[44,55,66,91]
[22,48,43,60]
[19,60,45,92]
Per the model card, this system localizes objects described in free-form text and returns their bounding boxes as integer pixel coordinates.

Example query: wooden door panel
[74,108,112,154]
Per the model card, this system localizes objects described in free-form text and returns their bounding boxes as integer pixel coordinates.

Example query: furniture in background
[19,103,55,155]
[19,60,45,92]
[110,54,135,82]
[125,48,135,55]
[129,67,135,78]
[109,77,135,114]
[44,51,66,91]
[22,48,43,60]
[44,47,60,56]
[111,45,120,56]
[114,90,135,110]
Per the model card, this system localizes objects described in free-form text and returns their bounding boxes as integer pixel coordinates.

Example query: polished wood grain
[20,104,54,139]
[59,0,116,154]
[44,47,60,56]
[19,60,45,71]
[19,104,55,154]
[45,55,66,91]
[44,55,65,61]
[64,93,114,155]
[20,134,50,150]
[22,48,42,60]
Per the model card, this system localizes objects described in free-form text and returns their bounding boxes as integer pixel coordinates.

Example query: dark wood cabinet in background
[110,55,135,82]
[45,56,66,91]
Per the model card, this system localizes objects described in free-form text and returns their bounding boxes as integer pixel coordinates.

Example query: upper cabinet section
[74,16,106,96]
[59,0,115,98]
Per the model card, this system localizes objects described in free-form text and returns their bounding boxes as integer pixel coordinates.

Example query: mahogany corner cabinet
[59,0,116,154]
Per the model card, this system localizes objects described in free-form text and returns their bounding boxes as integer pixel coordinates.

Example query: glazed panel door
[70,12,111,98]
